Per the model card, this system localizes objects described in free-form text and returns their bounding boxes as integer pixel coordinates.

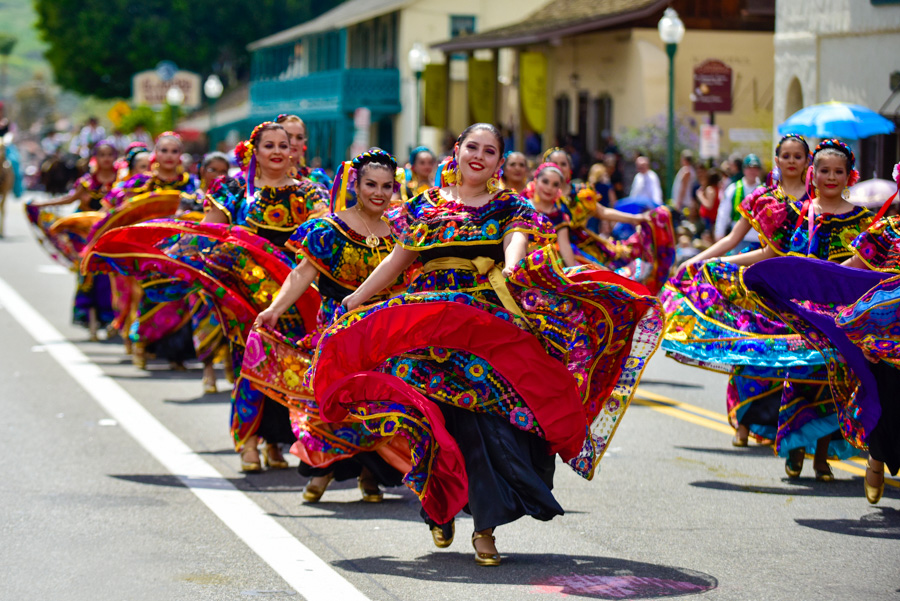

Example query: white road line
[0,276,371,601]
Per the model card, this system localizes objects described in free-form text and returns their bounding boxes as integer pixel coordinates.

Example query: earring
[486,175,502,195]
[841,187,850,200]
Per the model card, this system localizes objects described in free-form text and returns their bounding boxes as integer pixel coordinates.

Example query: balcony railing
[250,68,401,119]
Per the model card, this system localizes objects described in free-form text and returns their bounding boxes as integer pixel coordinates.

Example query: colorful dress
[240,214,408,484]
[744,215,900,473]
[297,187,663,526]
[662,184,874,457]
[557,184,675,295]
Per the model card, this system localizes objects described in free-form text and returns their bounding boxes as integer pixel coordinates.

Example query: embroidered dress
[744,215,900,473]
[662,183,874,457]
[104,171,200,208]
[240,214,409,484]
[561,185,675,294]
[300,188,663,526]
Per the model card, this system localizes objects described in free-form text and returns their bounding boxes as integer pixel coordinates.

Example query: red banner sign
[693,60,732,113]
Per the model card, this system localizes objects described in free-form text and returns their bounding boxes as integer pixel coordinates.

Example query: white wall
[774,0,900,130]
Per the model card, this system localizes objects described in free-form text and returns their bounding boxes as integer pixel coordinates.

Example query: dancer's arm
[685,219,752,265]
[255,259,318,328]
[502,231,528,277]
[721,244,775,266]
[842,255,866,270]
[555,227,579,268]
[596,204,649,225]
[342,245,418,311]
[202,204,230,224]
[37,188,84,207]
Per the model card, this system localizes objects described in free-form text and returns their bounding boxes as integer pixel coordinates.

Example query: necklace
[355,205,382,249]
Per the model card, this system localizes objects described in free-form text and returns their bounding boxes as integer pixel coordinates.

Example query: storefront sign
[132,70,202,109]
[693,60,732,114]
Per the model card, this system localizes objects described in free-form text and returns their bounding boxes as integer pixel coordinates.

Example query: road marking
[634,387,900,489]
[0,275,370,601]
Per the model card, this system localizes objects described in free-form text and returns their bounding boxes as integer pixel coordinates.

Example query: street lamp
[407,42,429,147]
[658,7,685,200]
[166,85,185,132]
[204,74,224,146]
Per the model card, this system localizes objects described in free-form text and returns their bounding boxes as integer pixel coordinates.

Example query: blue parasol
[778,101,896,140]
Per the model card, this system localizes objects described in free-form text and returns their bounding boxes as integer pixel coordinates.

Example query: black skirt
[433,403,564,532]
[299,453,405,487]
[867,361,900,476]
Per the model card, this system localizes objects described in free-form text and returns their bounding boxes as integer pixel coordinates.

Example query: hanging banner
[519,52,547,134]
[467,58,496,125]
[423,64,447,129]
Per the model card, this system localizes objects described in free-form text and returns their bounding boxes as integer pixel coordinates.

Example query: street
[1,193,898,601]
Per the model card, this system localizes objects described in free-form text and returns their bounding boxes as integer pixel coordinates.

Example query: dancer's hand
[863,349,880,364]
[342,292,361,312]
[254,308,280,329]
[501,265,515,278]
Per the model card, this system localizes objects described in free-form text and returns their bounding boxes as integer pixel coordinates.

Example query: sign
[132,69,202,109]
[699,124,720,159]
[519,52,547,134]
[423,64,447,129]
[107,101,132,127]
[728,128,768,143]
[693,59,732,113]
[467,58,496,125]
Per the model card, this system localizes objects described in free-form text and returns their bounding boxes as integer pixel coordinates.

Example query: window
[450,15,476,38]
[554,94,571,146]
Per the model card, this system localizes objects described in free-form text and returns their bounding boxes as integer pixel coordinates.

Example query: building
[775,0,900,178]
[429,0,776,175]
[236,0,546,171]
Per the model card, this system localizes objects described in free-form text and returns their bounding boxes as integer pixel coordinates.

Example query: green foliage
[118,105,161,137]
[0,33,17,57]
[33,0,344,99]
[14,75,56,129]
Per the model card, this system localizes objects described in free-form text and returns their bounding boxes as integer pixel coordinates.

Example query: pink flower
[244,332,266,369]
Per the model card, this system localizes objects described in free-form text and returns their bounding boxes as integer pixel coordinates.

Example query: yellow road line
[633,387,900,489]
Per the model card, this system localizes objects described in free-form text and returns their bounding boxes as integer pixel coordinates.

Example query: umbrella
[848,178,898,209]
[778,102,896,139]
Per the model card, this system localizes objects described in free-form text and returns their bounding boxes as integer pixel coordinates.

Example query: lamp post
[204,74,224,148]
[166,85,185,132]
[658,7,685,200]
[407,43,429,148]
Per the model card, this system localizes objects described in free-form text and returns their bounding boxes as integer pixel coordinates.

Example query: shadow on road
[689,478,886,498]
[334,553,717,599]
[675,445,774,457]
[637,379,704,390]
[163,392,230,405]
[796,507,900,539]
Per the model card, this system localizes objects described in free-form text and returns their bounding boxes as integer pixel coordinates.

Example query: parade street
[1,194,897,601]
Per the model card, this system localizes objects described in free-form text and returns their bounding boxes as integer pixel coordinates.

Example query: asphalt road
[1,193,898,601]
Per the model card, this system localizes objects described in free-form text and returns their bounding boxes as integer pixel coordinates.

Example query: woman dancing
[250,148,409,502]
[663,139,873,480]
[306,123,662,565]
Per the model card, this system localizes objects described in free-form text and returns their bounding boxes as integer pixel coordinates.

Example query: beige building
[775,0,900,177]
[431,0,777,169]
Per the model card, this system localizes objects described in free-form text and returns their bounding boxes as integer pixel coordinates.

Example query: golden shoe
[430,520,454,548]
[240,449,262,473]
[302,474,334,502]
[262,443,289,470]
[472,532,500,566]
[731,435,748,448]
[785,449,805,478]
[358,476,383,503]
[133,343,147,370]
[865,464,884,504]
[814,465,835,482]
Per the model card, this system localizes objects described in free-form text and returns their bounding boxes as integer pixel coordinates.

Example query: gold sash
[422,256,523,318]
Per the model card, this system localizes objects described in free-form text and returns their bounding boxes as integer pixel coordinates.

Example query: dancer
[501,151,529,193]
[531,153,674,293]
[744,208,900,502]
[274,113,330,210]
[680,134,810,447]
[250,148,409,502]
[405,146,437,199]
[105,132,199,207]
[663,139,873,479]
[307,123,662,565]
[203,121,321,470]
[33,141,119,339]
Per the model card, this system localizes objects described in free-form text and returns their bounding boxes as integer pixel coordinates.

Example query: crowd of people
[15,107,899,566]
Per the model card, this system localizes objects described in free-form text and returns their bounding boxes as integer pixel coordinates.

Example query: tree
[0,32,17,100]
[33,0,343,98]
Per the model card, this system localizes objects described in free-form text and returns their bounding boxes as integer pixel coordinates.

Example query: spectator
[588,163,616,207]
[131,124,152,149]
[715,154,763,245]
[109,128,131,153]
[696,168,723,232]
[68,117,106,158]
[671,149,697,212]
[629,155,662,204]
[604,152,625,200]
